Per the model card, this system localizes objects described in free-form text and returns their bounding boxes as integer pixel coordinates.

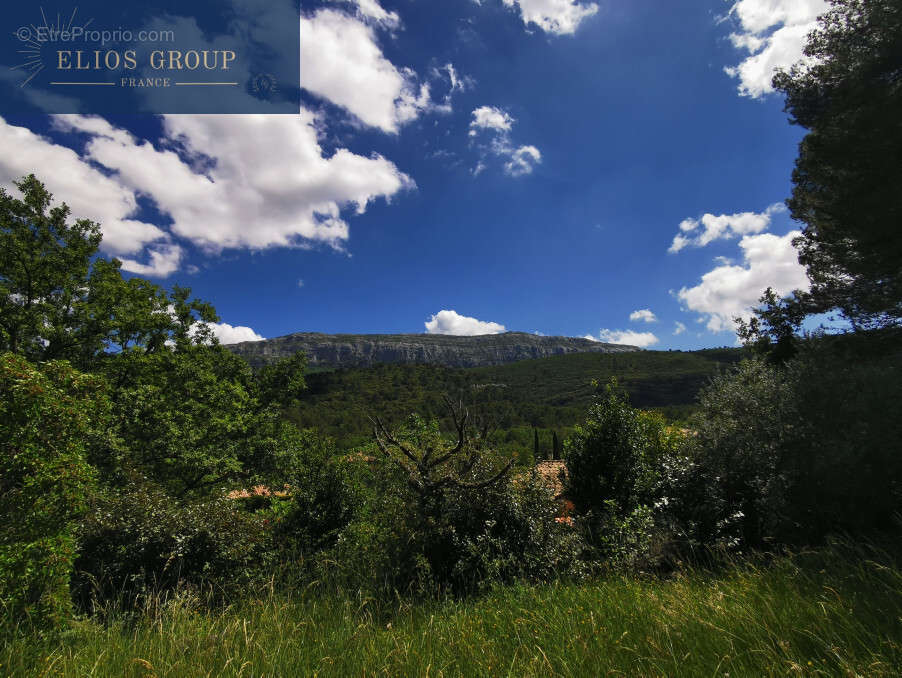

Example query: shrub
[681,358,797,550]
[780,337,902,540]
[682,335,902,549]
[324,414,586,597]
[72,480,269,612]
[563,380,682,566]
[270,429,366,558]
[0,354,104,627]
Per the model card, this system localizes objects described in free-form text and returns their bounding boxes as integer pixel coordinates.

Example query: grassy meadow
[4,542,900,677]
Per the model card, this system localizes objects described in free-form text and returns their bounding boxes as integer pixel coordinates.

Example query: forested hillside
[287,348,742,450]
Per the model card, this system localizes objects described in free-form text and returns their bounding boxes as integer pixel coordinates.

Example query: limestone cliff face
[226,332,639,368]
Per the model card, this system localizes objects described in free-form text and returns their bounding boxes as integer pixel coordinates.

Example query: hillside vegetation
[288,348,742,450]
[3,5,902,671]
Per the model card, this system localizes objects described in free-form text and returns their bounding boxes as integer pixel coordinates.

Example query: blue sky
[0,0,831,349]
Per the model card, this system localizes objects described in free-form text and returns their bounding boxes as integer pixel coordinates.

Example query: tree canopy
[773,0,902,327]
[0,175,222,364]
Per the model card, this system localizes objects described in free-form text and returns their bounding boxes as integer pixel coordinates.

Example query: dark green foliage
[683,359,797,549]
[102,346,256,498]
[735,287,807,365]
[287,350,741,449]
[779,335,902,540]
[0,354,104,627]
[328,414,585,596]
[773,0,902,326]
[0,176,219,367]
[256,351,308,408]
[683,334,902,548]
[99,344,316,499]
[271,429,365,556]
[73,480,269,611]
[0,177,104,364]
[563,381,684,566]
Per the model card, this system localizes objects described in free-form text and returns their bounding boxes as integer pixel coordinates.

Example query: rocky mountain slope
[226,332,638,368]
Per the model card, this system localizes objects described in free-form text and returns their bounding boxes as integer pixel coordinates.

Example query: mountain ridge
[225,331,639,368]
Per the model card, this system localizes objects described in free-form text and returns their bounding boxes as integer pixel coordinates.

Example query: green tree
[0,176,105,363]
[563,381,679,563]
[0,174,221,365]
[687,359,798,548]
[735,287,807,365]
[0,354,105,627]
[256,351,307,408]
[773,0,902,326]
[102,344,308,498]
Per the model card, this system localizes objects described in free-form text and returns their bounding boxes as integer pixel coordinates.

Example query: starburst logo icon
[11,7,94,87]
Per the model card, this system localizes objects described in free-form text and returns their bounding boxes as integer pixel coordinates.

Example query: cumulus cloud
[673,321,687,335]
[724,0,828,98]
[0,117,167,257]
[501,0,599,36]
[51,113,413,256]
[676,230,810,332]
[425,310,506,336]
[329,0,401,28]
[504,145,542,177]
[584,329,659,348]
[118,244,185,278]
[209,322,266,344]
[301,9,432,133]
[469,106,542,177]
[470,106,515,134]
[629,309,658,323]
[668,203,785,253]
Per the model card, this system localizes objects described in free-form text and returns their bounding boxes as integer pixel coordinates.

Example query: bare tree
[370,397,513,501]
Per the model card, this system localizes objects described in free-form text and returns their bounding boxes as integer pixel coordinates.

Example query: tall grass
[3,542,900,677]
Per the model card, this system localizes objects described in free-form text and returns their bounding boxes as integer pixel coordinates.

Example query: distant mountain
[284,348,744,451]
[225,331,639,368]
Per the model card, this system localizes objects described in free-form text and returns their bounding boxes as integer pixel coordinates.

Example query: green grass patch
[3,542,900,677]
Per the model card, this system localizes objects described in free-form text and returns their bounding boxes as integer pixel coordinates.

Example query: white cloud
[425,310,506,336]
[469,106,542,177]
[504,145,542,177]
[677,230,810,332]
[585,329,659,348]
[470,106,515,134]
[724,0,828,98]
[52,113,413,256]
[297,279,305,288]
[0,117,167,257]
[502,0,599,36]
[629,309,658,323]
[301,9,432,133]
[673,321,687,335]
[208,322,266,345]
[330,0,400,28]
[430,64,474,114]
[668,203,785,253]
[119,244,184,278]
[437,63,472,95]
